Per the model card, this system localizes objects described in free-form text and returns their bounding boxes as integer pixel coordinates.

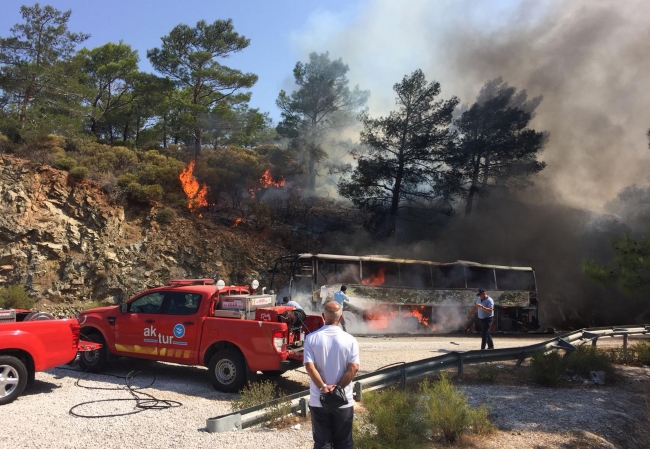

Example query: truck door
[154,291,203,363]
[114,292,166,359]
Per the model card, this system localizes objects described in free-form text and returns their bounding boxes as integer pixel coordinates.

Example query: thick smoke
[292,0,650,210]
[290,0,650,327]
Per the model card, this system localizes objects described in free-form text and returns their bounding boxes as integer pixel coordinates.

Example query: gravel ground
[2,333,648,449]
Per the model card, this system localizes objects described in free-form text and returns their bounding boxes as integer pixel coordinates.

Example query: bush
[0,285,35,309]
[155,208,176,225]
[633,342,650,365]
[125,182,163,204]
[530,351,564,386]
[0,134,13,153]
[565,345,613,378]
[69,165,88,180]
[230,380,291,427]
[55,157,77,170]
[476,364,499,383]
[420,373,493,444]
[354,387,427,449]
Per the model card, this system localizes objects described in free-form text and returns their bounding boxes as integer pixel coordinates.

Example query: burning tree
[339,70,458,237]
[179,160,208,212]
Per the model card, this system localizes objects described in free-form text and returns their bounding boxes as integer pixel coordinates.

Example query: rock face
[0,155,286,313]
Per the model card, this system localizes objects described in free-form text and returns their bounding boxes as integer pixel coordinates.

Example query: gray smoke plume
[292,0,650,210]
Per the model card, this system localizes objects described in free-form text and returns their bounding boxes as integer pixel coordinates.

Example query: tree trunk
[162,113,167,149]
[135,116,141,147]
[308,152,316,191]
[123,122,129,142]
[465,157,482,216]
[388,167,403,237]
[194,127,202,158]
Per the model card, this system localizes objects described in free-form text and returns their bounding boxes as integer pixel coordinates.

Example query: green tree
[451,77,547,215]
[583,234,650,299]
[339,69,458,237]
[147,19,257,157]
[0,3,89,131]
[276,52,369,190]
[76,41,139,139]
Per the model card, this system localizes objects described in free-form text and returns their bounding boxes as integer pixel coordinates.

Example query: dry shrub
[564,345,613,378]
[531,351,564,386]
[354,387,427,449]
[0,285,35,309]
[230,380,292,427]
[476,364,499,383]
[420,373,494,444]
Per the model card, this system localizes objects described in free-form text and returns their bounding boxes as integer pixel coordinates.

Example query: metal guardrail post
[623,334,629,362]
[354,382,362,402]
[401,365,407,389]
[457,353,464,381]
[299,398,308,417]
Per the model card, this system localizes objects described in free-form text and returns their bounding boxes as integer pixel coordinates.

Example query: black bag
[320,385,348,412]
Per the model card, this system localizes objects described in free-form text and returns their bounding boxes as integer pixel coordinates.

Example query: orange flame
[179,160,208,212]
[260,169,285,188]
[362,305,431,330]
[231,217,243,227]
[362,268,386,285]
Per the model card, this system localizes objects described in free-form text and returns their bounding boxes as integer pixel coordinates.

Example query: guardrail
[205,324,650,433]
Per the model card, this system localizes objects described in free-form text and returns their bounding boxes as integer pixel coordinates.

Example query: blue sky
[0,0,363,123]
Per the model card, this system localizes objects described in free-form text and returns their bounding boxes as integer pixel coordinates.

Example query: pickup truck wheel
[0,356,27,405]
[208,349,246,393]
[79,333,107,372]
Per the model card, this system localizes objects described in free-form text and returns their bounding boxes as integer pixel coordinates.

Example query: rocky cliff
[0,155,290,315]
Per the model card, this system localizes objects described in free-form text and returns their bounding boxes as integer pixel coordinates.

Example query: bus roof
[295,253,534,272]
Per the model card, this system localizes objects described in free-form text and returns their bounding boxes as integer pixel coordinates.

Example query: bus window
[496,270,536,291]
[317,260,360,285]
[399,264,433,288]
[465,267,496,290]
[431,265,466,288]
[361,262,399,287]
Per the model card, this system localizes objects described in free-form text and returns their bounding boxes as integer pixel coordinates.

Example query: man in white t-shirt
[304,301,360,449]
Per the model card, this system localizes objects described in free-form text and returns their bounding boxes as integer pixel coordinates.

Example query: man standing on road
[467,289,494,350]
[332,285,350,332]
[304,301,360,449]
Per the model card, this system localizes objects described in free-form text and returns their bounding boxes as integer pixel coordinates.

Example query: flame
[362,268,386,285]
[249,170,285,198]
[362,304,431,330]
[231,217,243,227]
[179,160,208,212]
[260,169,285,188]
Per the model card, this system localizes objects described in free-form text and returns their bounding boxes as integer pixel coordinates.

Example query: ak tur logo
[173,323,185,338]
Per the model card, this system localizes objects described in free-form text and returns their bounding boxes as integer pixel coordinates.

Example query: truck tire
[0,355,28,405]
[78,333,108,372]
[208,349,246,393]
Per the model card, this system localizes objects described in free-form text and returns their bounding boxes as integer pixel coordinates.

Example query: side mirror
[119,303,128,313]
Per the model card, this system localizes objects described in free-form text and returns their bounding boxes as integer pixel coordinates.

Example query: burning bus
[270,254,539,333]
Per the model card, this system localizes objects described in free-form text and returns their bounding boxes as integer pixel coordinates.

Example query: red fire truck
[77,279,323,392]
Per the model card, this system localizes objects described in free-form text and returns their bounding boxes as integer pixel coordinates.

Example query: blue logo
[173,324,185,338]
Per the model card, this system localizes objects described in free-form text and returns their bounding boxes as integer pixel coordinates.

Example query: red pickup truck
[78,279,323,392]
[0,317,82,405]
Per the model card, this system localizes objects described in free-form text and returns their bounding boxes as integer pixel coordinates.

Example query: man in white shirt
[304,301,360,449]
